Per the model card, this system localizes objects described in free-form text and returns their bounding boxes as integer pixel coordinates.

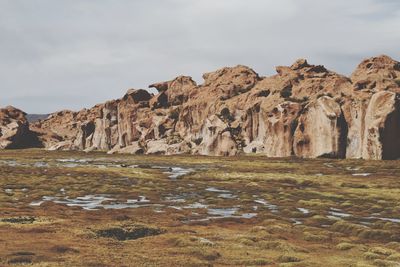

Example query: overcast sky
[0,0,399,113]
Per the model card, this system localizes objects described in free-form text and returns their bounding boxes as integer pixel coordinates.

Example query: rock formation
[2,55,399,159]
[0,106,40,149]
[343,55,400,160]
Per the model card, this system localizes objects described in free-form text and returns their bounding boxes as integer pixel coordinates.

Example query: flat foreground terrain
[0,150,399,267]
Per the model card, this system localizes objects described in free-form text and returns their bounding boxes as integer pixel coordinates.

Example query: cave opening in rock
[337,112,348,159]
[381,102,400,160]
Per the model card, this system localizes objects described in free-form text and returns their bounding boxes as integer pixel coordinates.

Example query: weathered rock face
[21,55,400,159]
[293,96,347,158]
[362,91,400,160]
[243,101,302,157]
[351,55,400,93]
[149,76,197,106]
[0,106,40,149]
[344,93,400,160]
[344,55,400,160]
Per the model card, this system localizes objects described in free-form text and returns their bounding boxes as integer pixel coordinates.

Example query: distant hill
[26,114,49,123]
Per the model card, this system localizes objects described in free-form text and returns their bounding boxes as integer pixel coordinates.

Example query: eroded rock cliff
[4,55,398,159]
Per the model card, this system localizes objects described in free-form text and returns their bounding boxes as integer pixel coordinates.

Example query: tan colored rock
[293,96,347,158]
[362,91,400,159]
[345,55,400,159]
[0,106,40,149]
[149,92,168,109]
[24,55,400,160]
[344,91,400,160]
[351,55,400,93]
[201,65,259,100]
[108,142,144,155]
[118,89,152,147]
[243,101,302,157]
[195,115,238,156]
[146,139,169,154]
[342,93,369,159]
[166,141,191,155]
[90,101,119,150]
[48,140,77,151]
[149,76,197,106]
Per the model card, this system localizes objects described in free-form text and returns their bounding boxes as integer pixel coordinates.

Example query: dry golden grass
[0,149,399,266]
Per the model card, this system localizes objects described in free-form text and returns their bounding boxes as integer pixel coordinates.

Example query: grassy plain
[0,149,399,266]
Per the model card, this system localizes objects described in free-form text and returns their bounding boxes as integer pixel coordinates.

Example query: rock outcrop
[293,96,347,158]
[0,106,40,149]
[343,55,400,160]
[343,92,400,160]
[2,55,398,159]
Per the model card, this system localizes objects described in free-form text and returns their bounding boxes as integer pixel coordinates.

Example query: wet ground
[0,150,400,266]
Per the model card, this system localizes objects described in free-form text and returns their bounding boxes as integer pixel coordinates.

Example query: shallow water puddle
[377,217,400,223]
[0,160,19,167]
[165,167,194,179]
[56,158,91,163]
[363,216,400,224]
[208,207,238,217]
[150,165,195,179]
[352,173,371,177]
[4,188,13,194]
[163,191,201,205]
[33,162,49,168]
[297,208,310,214]
[290,208,310,225]
[254,199,279,213]
[205,187,237,199]
[187,207,257,222]
[205,187,230,193]
[184,202,208,209]
[217,193,237,199]
[325,208,400,225]
[323,163,335,168]
[328,208,352,219]
[62,163,79,168]
[148,165,195,180]
[30,195,155,210]
[2,158,197,180]
[56,158,137,169]
[164,196,186,203]
[291,218,303,225]
[346,166,361,171]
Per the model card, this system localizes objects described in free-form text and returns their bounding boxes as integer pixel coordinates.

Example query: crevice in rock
[381,98,400,160]
[337,110,348,159]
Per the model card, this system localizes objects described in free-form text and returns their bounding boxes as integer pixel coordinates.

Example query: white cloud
[0,0,399,113]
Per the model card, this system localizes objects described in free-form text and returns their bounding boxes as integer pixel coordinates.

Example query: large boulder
[108,142,144,155]
[201,65,260,100]
[351,55,400,93]
[149,76,197,107]
[0,106,40,149]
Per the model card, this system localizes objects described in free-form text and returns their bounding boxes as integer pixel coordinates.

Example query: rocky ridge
[3,55,400,159]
